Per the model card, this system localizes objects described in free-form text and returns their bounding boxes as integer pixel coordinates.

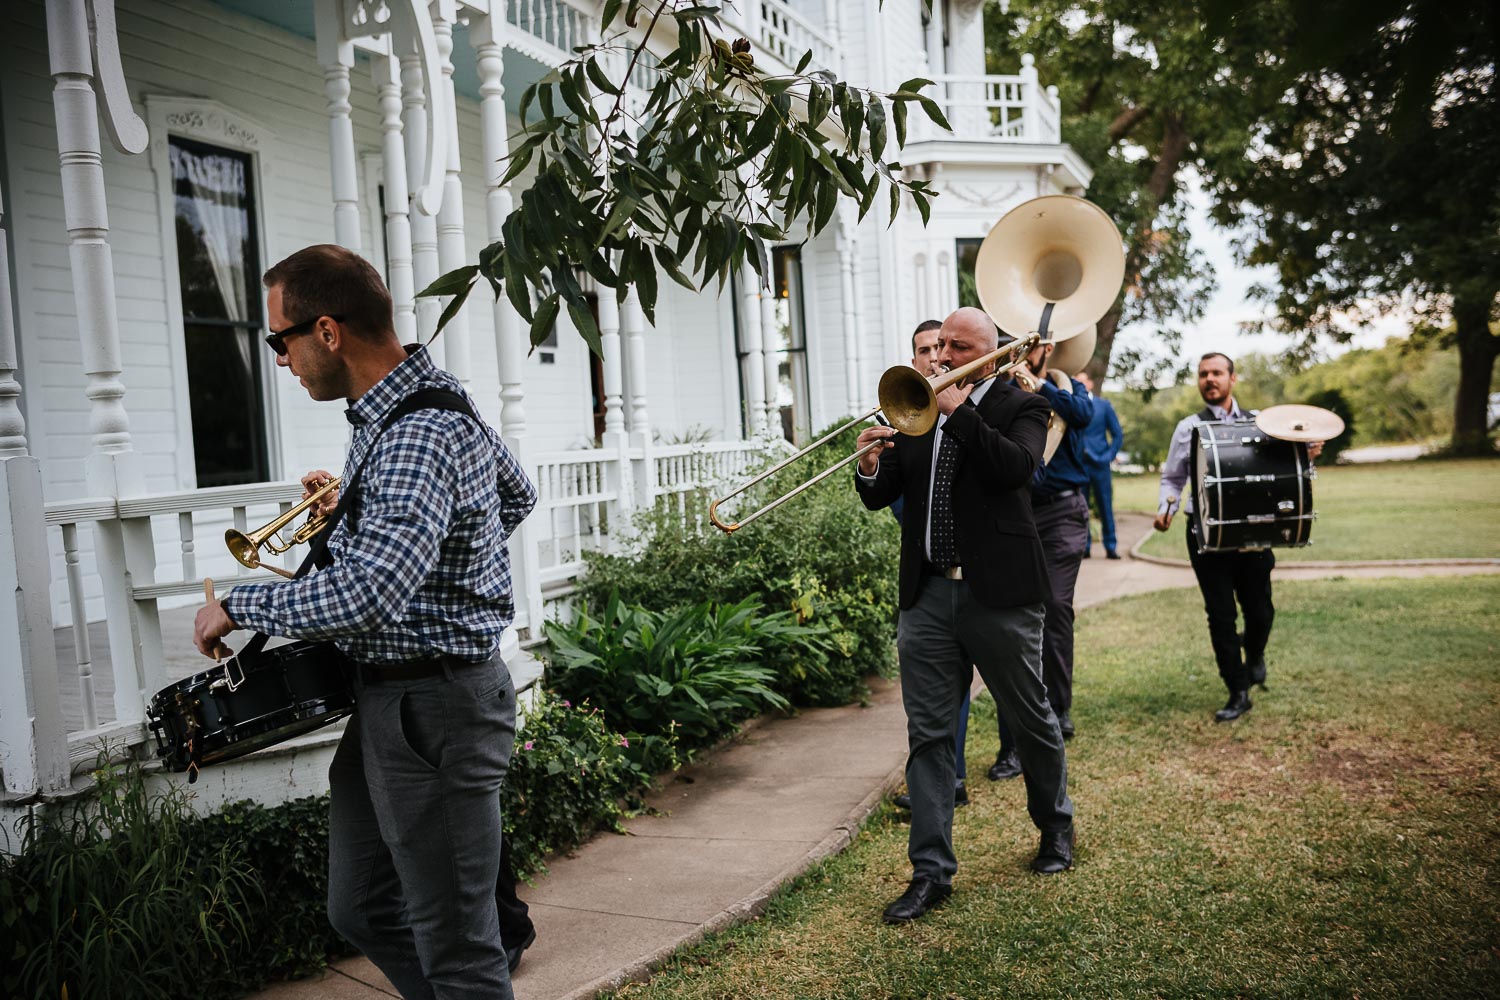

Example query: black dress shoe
[1057,712,1075,739]
[1214,690,1253,722]
[881,878,952,923]
[987,749,1022,781]
[892,792,912,810]
[954,781,969,807]
[1031,825,1075,874]
[1082,548,1091,559]
[1106,550,1121,560]
[1247,656,1268,687]
[504,927,536,974]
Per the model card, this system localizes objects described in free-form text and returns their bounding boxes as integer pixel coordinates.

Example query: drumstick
[204,578,220,665]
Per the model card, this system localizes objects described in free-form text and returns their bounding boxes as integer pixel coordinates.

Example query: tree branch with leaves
[421,0,949,357]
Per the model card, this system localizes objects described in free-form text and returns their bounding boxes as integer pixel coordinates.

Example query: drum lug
[223,655,247,693]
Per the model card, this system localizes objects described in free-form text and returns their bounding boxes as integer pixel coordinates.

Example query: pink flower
[562,700,571,708]
[523,741,534,750]
[619,736,630,748]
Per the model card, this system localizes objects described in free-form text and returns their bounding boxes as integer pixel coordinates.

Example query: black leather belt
[1032,487,1080,505]
[922,561,964,580]
[359,653,488,683]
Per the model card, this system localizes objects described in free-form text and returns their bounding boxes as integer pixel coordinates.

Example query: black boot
[1214,690,1253,722]
[987,749,1022,781]
[1247,655,1268,688]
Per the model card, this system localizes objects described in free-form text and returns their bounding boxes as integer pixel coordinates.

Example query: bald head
[942,307,1000,351]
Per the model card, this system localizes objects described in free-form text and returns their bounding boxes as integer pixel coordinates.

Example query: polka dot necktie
[929,429,961,568]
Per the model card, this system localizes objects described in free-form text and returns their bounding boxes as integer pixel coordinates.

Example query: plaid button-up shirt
[225,347,537,664]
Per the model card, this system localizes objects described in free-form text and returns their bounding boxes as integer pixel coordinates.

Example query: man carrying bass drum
[1154,352,1322,723]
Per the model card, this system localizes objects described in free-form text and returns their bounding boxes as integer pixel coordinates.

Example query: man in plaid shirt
[193,245,536,999]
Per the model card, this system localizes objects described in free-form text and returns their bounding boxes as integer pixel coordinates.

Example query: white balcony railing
[755,0,835,71]
[505,0,599,61]
[907,57,1063,145]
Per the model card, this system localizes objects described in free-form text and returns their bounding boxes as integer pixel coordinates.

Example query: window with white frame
[770,247,811,444]
[169,136,270,487]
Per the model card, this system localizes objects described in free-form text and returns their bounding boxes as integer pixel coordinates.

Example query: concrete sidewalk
[248,511,1500,1000]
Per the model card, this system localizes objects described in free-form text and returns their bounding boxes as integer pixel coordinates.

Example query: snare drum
[1193,420,1316,552]
[148,640,354,777]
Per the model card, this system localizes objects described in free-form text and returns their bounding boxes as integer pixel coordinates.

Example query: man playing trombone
[854,306,1076,925]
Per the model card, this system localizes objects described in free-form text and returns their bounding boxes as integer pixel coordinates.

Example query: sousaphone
[973,196,1124,458]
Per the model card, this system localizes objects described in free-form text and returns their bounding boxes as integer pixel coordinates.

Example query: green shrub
[503,689,670,880]
[545,594,827,753]
[579,417,900,706]
[1,762,261,1000]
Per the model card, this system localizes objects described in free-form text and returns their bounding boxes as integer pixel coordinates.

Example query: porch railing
[505,0,599,62]
[23,438,775,790]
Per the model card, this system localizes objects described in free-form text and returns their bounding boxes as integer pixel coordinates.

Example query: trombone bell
[225,477,341,572]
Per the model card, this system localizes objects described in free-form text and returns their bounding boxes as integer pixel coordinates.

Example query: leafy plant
[1,762,260,1000]
[504,689,669,881]
[545,593,830,751]
[579,416,900,706]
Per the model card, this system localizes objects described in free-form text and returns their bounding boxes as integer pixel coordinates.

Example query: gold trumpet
[708,335,1040,534]
[225,477,341,579]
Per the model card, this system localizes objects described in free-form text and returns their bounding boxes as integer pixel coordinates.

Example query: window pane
[956,237,983,309]
[184,324,268,487]
[171,139,257,323]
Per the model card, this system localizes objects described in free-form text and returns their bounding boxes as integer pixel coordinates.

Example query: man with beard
[1154,352,1322,721]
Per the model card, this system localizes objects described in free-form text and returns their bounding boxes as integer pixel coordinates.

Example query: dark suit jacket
[856,381,1052,611]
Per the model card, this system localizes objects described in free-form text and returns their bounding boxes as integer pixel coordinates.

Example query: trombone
[708,334,1040,534]
[225,477,341,579]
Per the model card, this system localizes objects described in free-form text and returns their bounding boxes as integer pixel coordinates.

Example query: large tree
[983,0,1292,386]
[1202,1,1500,454]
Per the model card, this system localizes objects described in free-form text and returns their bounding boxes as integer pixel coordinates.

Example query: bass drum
[148,640,354,776]
[1192,419,1316,552]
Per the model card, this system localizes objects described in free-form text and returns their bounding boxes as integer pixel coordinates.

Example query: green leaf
[418,264,480,298]
[433,284,470,336]
[867,98,887,161]
[568,299,603,357]
[530,293,561,349]
[896,77,934,94]
[892,99,908,148]
[916,95,951,133]
[585,57,622,97]
[858,172,880,223]
[600,0,623,30]
[889,181,900,225]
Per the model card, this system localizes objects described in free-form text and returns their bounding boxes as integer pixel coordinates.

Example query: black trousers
[497,835,534,953]
[1185,516,1275,692]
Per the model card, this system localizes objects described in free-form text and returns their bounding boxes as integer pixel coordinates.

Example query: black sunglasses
[265,314,345,356]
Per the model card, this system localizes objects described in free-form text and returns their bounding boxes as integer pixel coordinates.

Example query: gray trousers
[1034,492,1090,715]
[898,578,1073,884]
[328,653,517,1000]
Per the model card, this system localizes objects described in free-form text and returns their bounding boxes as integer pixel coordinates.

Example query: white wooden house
[0,0,1092,816]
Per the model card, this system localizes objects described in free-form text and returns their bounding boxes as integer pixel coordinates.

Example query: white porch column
[736,267,768,435]
[471,12,542,633]
[759,287,780,435]
[0,177,68,796]
[1021,53,1041,141]
[377,54,417,342]
[402,48,444,367]
[623,288,652,440]
[46,0,164,728]
[430,1,470,382]
[315,0,362,250]
[836,208,863,410]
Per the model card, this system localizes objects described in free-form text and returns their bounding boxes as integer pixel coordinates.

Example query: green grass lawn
[1106,458,1500,562]
[611,575,1500,999]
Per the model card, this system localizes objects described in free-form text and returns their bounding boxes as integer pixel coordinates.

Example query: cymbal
[1255,404,1345,443]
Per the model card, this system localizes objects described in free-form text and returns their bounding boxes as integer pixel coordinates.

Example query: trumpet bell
[974,195,1125,341]
[225,530,263,569]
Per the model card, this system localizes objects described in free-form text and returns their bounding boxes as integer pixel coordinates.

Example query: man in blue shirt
[1077,371,1124,559]
[1016,335,1094,742]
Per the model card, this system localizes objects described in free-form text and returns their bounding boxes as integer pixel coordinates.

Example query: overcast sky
[1170,171,1407,371]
